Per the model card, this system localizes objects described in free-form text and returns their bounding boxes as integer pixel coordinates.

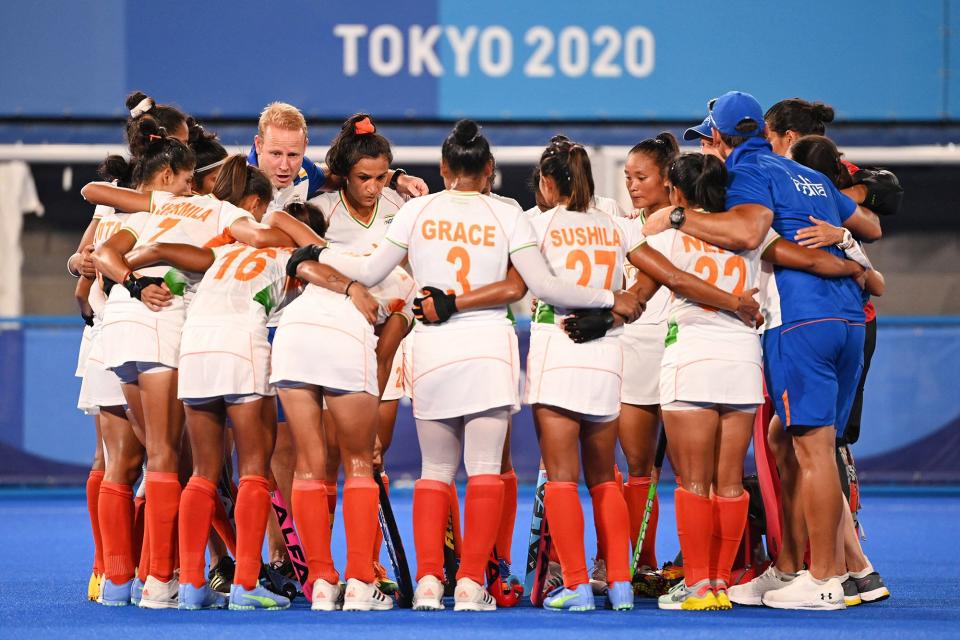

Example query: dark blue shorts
[267,326,286,423]
[762,318,864,435]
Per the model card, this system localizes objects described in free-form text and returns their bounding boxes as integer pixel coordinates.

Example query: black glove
[123,273,165,301]
[286,244,325,278]
[412,286,458,324]
[81,312,94,327]
[562,309,615,343]
[102,275,117,297]
[853,168,903,216]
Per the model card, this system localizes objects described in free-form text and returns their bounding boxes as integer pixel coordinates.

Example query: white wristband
[67,253,82,278]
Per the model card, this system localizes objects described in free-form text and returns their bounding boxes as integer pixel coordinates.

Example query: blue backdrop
[1,0,957,120]
[1,317,957,484]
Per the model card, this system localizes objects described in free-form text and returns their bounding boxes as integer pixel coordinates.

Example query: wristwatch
[669,206,686,229]
[388,168,406,191]
[837,227,855,250]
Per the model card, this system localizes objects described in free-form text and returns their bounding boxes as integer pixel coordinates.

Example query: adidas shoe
[229,583,291,610]
[761,572,846,611]
[373,561,399,595]
[100,578,133,607]
[310,578,344,612]
[606,581,634,611]
[589,557,608,595]
[454,577,496,612]
[178,582,227,610]
[413,574,445,611]
[658,579,719,611]
[343,578,393,611]
[139,575,179,609]
[544,583,595,612]
[728,565,801,606]
[208,556,235,595]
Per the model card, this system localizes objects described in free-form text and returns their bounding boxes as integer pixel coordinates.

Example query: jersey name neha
[153,200,215,222]
[421,219,497,246]
[549,225,620,248]
[681,235,729,255]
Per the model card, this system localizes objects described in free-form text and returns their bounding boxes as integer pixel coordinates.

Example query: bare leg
[769,415,805,574]
[791,425,842,580]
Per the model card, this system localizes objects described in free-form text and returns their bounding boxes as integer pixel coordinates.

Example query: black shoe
[208,556,235,595]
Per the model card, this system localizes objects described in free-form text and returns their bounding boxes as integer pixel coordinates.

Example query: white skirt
[381,337,407,401]
[270,295,378,395]
[178,321,274,400]
[524,324,623,418]
[408,323,519,420]
[101,292,186,370]
[78,324,127,414]
[659,323,763,405]
[75,324,94,378]
[619,321,667,406]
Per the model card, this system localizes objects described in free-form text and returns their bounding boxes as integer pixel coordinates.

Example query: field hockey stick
[375,470,414,608]
[523,467,548,599]
[630,427,667,577]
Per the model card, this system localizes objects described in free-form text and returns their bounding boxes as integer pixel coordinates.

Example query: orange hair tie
[354,117,375,135]
[148,134,163,142]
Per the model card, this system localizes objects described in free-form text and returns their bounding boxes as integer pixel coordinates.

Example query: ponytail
[442,119,492,176]
[124,91,188,158]
[668,153,727,213]
[212,155,272,207]
[539,137,595,212]
[628,132,679,178]
[765,98,835,137]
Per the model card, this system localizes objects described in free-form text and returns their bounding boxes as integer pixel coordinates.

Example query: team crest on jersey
[791,174,828,197]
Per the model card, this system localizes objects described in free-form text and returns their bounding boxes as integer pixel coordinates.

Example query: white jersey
[758,261,783,332]
[530,205,642,323]
[267,177,310,212]
[88,205,132,319]
[592,194,628,218]
[488,192,523,211]
[308,188,404,253]
[623,211,671,326]
[384,190,538,328]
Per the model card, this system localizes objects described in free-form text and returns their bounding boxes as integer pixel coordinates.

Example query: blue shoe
[100,578,133,607]
[178,583,227,610]
[543,583,595,611]
[606,581,634,611]
[130,577,144,606]
[229,583,291,611]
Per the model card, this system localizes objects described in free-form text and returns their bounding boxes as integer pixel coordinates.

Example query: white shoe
[413,575,445,611]
[453,577,496,612]
[311,578,344,612]
[728,565,801,606]
[342,578,393,611]
[761,572,846,610]
[138,575,179,609]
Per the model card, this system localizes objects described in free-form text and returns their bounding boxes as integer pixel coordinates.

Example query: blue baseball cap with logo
[707,91,765,137]
[683,116,712,141]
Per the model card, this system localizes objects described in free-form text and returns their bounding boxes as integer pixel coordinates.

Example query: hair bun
[126,91,154,118]
[812,103,835,123]
[453,119,481,145]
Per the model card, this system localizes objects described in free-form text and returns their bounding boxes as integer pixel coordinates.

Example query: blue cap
[683,116,712,141]
[707,91,765,138]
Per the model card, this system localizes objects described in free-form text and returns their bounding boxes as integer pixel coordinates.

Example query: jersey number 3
[446,246,472,294]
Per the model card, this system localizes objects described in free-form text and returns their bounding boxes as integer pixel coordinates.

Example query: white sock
[850,562,874,580]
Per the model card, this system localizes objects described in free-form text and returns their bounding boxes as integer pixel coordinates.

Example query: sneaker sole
[343,602,393,611]
[413,603,444,611]
[761,598,846,611]
[100,600,130,607]
[453,602,496,612]
[310,603,340,612]
[229,603,289,611]
[728,594,763,606]
[859,587,890,603]
[545,604,596,612]
[138,599,178,609]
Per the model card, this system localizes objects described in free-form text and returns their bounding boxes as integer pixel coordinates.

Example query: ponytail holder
[148,134,163,142]
[130,97,154,118]
[354,117,375,135]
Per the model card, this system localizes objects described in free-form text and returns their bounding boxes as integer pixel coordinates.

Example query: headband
[130,97,154,118]
[194,156,228,174]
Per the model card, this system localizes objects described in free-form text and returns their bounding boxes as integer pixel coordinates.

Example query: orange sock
[590,481,631,584]
[613,466,624,495]
[132,495,146,567]
[292,479,338,586]
[343,477,379,583]
[457,475,504,584]
[372,472,388,563]
[448,482,463,557]
[495,470,518,563]
[624,476,659,569]
[675,487,713,586]
[709,493,749,584]
[323,480,338,530]
[146,471,181,581]
[211,493,237,557]
[99,481,134,583]
[543,481,588,588]
[137,509,151,581]
[177,476,216,588]
[413,479,450,580]
[86,470,105,575]
[234,475,271,590]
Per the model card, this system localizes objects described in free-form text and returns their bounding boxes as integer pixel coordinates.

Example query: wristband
[388,168,406,191]
[344,280,357,298]
[67,253,82,278]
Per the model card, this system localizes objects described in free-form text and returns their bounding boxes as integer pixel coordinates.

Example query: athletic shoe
[100,579,133,607]
[658,579,719,611]
[373,561,399,595]
[712,580,732,610]
[632,565,667,598]
[543,561,564,595]
[761,573,846,611]
[544,583,595,611]
[178,583,227,610]
[606,581,634,611]
[139,575,179,609]
[310,578,344,612]
[343,578,394,611]
[854,570,890,603]
[87,572,103,602]
[229,583,291,611]
[660,561,684,588]
[841,576,861,607]
[589,557,608,595]
[208,556,235,595]
[454,577,496,612]
[130,577,144,606]
[498,558,522,588]
[269,558,295,581]
[413,574,445,611]
[727,565,800,606]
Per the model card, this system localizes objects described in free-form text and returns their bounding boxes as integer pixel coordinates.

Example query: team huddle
[69,89,898,614]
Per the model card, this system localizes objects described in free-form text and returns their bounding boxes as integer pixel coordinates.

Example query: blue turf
[0,488,957,639]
